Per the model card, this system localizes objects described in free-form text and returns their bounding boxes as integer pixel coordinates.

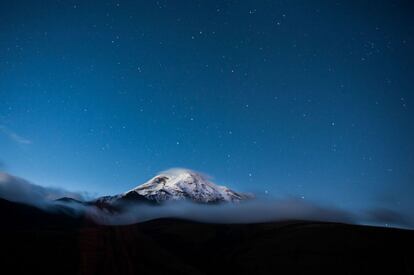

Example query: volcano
[92,169,252,207]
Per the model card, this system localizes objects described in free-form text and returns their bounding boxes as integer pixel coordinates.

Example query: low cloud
[96,198,355,225]
[0,173,84,207]
[0,125,32,145]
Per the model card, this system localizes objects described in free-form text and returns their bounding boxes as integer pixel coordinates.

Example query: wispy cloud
[0,125,32,145]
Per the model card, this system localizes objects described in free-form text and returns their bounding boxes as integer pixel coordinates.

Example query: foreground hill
[0,198,413,275]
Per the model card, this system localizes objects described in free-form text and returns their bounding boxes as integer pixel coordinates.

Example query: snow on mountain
[122,168,252,203]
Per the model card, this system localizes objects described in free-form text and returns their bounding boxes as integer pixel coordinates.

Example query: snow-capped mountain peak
[125,169,251,203]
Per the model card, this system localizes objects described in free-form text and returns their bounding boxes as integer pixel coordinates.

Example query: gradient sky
[0,1,413,213]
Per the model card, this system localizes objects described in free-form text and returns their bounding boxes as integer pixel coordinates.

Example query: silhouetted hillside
[0,198,413,275]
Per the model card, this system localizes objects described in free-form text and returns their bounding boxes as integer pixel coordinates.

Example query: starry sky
[0,1,413,213]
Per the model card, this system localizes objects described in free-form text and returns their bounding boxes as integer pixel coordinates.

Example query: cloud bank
[0,173,84,207]
[94,198,355,226]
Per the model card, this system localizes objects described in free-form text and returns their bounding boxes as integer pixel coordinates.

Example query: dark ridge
[118,190,163,206]
[55,197,84,204]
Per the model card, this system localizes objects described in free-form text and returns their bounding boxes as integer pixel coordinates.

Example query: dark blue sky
[0,1,413,212]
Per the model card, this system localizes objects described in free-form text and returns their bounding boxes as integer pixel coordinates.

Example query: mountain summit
[90,169,252,210]
[124,169,251,203]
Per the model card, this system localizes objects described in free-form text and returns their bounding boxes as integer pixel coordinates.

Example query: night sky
[0,1,413,213]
